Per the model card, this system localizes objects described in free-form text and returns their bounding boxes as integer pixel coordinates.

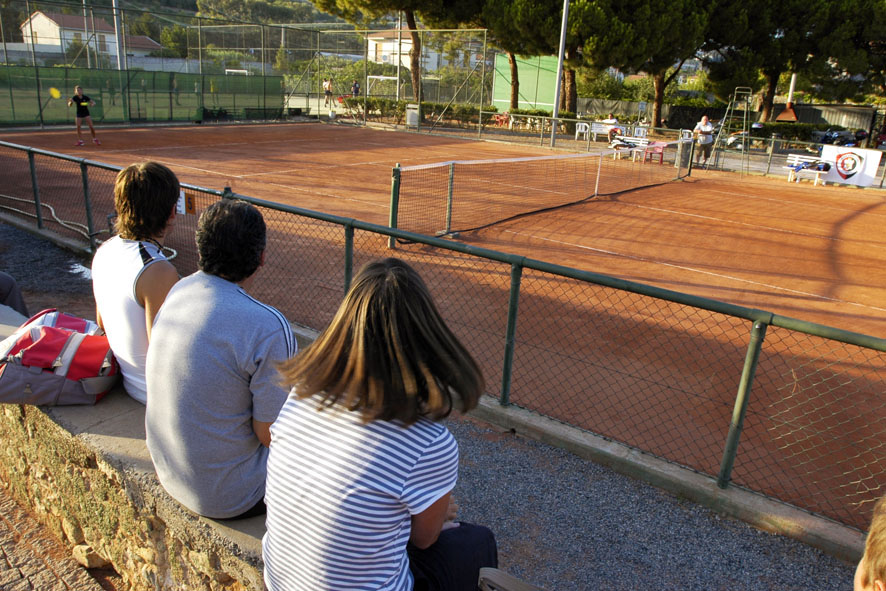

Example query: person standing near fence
[351,79,360,97]
[67,85,99,146]
[323,77,333,107]
[694,115,714,165]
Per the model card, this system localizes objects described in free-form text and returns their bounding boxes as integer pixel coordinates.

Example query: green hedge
[750,122,839,142]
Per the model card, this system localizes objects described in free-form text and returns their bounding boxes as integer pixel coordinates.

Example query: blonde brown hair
[113,162,180,240]
[278,257,483,424]
[862,495,886,588]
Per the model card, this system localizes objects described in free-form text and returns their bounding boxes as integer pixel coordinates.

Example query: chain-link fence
[0,65,284,126]
[2,139,885,533]
[3,0,490,126]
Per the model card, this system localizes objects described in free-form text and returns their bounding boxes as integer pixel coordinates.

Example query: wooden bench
[611,135,649,160]
[784,154,830,186]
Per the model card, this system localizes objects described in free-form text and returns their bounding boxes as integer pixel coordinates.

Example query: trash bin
[406,103,419,127]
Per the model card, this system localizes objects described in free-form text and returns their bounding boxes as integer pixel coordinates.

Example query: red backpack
[0,309,119,405]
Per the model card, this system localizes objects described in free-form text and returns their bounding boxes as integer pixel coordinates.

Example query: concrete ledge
[471,397,865,563]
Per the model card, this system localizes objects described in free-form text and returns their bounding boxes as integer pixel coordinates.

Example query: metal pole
[82,0,91,68]
[717,320,768,488]
[27,151,44,229]
[25,0,36,68]
[343,224,354,293]
[90,9,99,69]
[388,164,401,249]
[112,0,124,70]
[416,30,423,133]
[260,25,265,76]
[445,163,455,235]
[594,153,602,196]
[198,17,203,75]
[675,138,683,178]
[500,262,524,405]
[80,162,97,252]
[396,14,402,102]
[1,11,9,65]
[363,33,368,125]
[478,30,487,138]
[550,0,570,147]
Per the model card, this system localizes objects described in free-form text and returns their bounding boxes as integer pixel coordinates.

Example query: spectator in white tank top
[91,162,180,404]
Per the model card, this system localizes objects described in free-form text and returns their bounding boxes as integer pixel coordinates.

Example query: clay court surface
[5,122,886,337]
[4,122,886,528]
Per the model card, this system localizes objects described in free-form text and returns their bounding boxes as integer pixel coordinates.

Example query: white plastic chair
[575,121,590,141]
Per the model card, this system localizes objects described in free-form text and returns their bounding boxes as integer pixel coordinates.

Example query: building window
[73,32,82,43]
[99,34,107,52]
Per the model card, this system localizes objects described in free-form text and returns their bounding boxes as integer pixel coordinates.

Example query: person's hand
[445,496,459,522]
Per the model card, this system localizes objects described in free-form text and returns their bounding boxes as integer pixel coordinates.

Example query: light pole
[550,0,569,147]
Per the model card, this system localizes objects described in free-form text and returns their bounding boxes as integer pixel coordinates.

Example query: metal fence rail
[1,139,884,532]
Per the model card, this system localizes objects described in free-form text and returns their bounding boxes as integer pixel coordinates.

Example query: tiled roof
[126,35,162,50]
[25,11,115,33]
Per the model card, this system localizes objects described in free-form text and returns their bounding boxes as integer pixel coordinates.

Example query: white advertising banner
[820,145,882,187]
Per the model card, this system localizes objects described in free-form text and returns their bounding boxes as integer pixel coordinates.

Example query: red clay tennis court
[5,122,884,336]
[4,122,885,529]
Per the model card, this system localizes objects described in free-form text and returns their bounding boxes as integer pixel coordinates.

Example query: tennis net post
[388,163,401,249]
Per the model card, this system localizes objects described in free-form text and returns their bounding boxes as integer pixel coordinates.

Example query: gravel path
[449,417,854,590]
[0,220,857,590]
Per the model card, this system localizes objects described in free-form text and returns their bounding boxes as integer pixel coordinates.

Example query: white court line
[502,228,886,315]
[620,201,886,252]
[236,160,394,179]
[127,157,386,210]
[704,188,886,218]
[259,181,387,210]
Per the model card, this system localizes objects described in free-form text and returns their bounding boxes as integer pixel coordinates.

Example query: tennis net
[391,139,691,236]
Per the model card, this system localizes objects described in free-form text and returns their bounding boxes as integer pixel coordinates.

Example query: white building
[366,29,484,71]
[19,11,161,59]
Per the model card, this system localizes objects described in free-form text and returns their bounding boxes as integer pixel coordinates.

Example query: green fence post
[27,150,44,229]
[717,319,768,489]
[80,161,97,252]
[344,224,354,293]
[388,164,400,250]
[223,186,233,200]
[500,261,524,405]
[445,163,455,235]
[687,141,696,176]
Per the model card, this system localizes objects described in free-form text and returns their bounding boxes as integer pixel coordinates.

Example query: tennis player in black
[67,85,100,146]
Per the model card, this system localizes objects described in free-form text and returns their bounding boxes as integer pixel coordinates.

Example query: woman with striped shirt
[263,258,497,590]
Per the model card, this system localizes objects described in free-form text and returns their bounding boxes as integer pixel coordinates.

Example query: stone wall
[0,401,265,591]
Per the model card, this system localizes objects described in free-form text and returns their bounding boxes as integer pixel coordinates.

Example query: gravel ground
[0,220,857,591]
[0,222,95,319]
[449,416,855,591]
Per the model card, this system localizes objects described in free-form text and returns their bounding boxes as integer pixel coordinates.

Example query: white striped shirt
[263,396,458,591]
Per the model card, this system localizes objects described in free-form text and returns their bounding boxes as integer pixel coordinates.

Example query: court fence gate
[1,139,884,537]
